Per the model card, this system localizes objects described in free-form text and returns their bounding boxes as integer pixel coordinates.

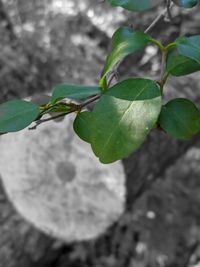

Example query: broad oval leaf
[0,100,40,133]
[107,0,162,11]
[176,36,200,64]
[73,111,93,143]
[91,78,161,164]
[172,0,198,8]
[159,98,200,140]
[167,48,200,76]
[51,84,100,104]
[100,27,150,87]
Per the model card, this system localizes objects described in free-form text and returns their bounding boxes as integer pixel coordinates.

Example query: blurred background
[0,0,200,266]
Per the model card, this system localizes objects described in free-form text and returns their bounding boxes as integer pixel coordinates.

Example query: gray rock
[0,114,125,242]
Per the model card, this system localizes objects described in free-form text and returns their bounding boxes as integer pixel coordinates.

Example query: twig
[144,10,167,34]
[108,71,119,87]
[166,0,173,21]
[80,95,100,109]
[28,110,76,130]
[79,71,118,109]
[2,2,175,135]
[103,2,174,84]
[29,94,103,130]
[145,3,173,33]
[160,51,167,82]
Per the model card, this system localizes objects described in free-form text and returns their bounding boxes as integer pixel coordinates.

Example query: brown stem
[160,51,167,82]
[80,95,100,109]
[145,11,167,34]
[28,110,76,130]
[159,51,168,94]
[1,2,175,135]
[145,2,173,33]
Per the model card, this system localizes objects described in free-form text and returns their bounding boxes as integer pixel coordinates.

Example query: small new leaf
[91,78,161,164]
[46,103,71,113]
[73,111,93,143]
[107,0,162,11]
[51,84,100,104]
[100,27,150,87]
[0,100,40,133]
[159,98,200,140]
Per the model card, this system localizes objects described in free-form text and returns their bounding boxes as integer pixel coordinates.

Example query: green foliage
[78,79,161,163]
[167,49,200,76]
[73,111,93,143]
[107,0,163,11]
[1,1,200,164]
[51,84,100,104]
[176,36,200,64]
[159,98,200,139]
[172,0,198,8]
[100,27,150,87]
[0,100,40,133]
[166,35,200,76]
[45,103,71,114]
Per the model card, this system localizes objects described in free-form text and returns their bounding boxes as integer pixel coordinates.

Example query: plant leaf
[91,78,161,164]
[107,0,162,11]
[167,48,200,76]
[172,0,198,8]
[0,100,40,133]
[73,111,93,143]
[51,84,100,104]
[176,36,200,64]
[100,27,150,87]
[159,98,200,140]
[47,103,71,113]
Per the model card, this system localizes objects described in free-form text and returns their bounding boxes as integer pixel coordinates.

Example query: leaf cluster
[0,0,200,164]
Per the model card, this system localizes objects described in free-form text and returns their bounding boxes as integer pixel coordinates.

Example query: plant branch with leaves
[0,0,200,164]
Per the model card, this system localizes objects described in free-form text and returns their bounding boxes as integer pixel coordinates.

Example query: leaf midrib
[95,82,153,159]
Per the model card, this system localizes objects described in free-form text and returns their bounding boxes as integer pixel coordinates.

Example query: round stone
[0,114,125,242]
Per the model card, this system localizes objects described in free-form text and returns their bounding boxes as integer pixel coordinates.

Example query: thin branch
[80,95,100,109]
[29,94,103,131]
[145,3,173,33]
[166,0,173,22]
[108,71,119,87]
[159,51,167,82]
[145,10,167,34]
[29,110,75,130]
[102,2,174,84]
[1,2,175,135]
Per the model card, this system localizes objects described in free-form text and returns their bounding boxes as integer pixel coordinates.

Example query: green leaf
[172,0,198,8]
[51,84,100,104]
[100,27,150,87]
[167,48,200,76]
[91,78,161,164]
[73,111,93,143]
[176,36,200,64]
[0,100,40,133]
[107,0,162,11]
[159,98,200,140]
[46,103,71,113]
